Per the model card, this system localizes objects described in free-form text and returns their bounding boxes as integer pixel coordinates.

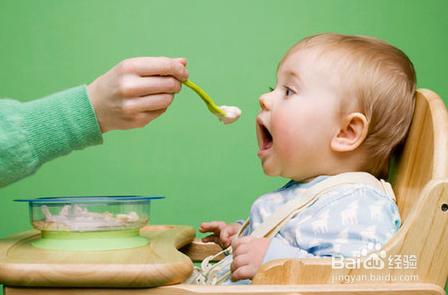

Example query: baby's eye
[284,86,295,97]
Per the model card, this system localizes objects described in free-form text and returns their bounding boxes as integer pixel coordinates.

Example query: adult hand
[87,57,189,133]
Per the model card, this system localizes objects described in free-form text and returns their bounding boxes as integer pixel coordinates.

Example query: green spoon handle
[183,80,226,116]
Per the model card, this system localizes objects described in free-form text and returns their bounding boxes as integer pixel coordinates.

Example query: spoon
[183,80,241,124]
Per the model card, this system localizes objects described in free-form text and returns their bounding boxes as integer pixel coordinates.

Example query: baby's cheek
[279,125,306,151]
[272,112,307,154]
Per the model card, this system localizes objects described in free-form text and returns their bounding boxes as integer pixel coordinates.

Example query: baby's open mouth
[257,119,273,151]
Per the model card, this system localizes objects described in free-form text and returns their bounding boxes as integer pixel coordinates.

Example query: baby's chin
[260,160,281,177]
[261,161,304,180]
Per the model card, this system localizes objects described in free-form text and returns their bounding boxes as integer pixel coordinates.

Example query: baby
[197,33,416,284]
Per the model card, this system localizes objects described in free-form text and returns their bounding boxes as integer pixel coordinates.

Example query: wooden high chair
[3,89,447,295]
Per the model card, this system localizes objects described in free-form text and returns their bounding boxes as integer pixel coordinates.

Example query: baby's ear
[330,112,368,152]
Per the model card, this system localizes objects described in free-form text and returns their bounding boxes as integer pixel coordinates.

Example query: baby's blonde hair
[288,33,416,178]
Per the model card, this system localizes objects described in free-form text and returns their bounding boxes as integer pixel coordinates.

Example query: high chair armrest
[253,257,334,284]
[180,239,225,262]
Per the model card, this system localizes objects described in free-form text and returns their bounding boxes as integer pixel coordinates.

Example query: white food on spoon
[218,105,242,124]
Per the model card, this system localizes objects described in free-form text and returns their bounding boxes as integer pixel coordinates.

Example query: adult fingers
[118,57,189,81]
[122,94,174,114]
[118,76,182,97]
[130,109,167,129]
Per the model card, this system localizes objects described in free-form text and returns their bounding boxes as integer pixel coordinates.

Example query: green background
[0,0,447,292]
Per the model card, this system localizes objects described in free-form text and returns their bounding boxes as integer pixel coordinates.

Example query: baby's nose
[259,94,271,110]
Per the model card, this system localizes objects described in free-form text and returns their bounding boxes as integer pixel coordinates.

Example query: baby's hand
[230,236,270,281]
[87,57,189,133]
[199,221,242,248]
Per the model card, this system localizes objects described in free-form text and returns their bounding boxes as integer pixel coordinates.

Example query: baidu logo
[332,243,387,270]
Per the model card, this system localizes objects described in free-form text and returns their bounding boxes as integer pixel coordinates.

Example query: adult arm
[0,86,102,187]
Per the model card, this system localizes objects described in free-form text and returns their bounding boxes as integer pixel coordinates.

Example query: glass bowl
[15,196,165,251]
[15,196,164,232]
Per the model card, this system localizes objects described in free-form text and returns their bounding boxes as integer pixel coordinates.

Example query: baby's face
[256,48,343,181]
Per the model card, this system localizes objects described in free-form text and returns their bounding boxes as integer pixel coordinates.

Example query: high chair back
[393,89,448,220]
[386,88,448,286]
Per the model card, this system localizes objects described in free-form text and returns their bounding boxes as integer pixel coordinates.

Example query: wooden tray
[0,225,195,288]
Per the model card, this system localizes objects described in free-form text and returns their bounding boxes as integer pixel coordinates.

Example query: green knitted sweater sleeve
[0,85,103,187]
